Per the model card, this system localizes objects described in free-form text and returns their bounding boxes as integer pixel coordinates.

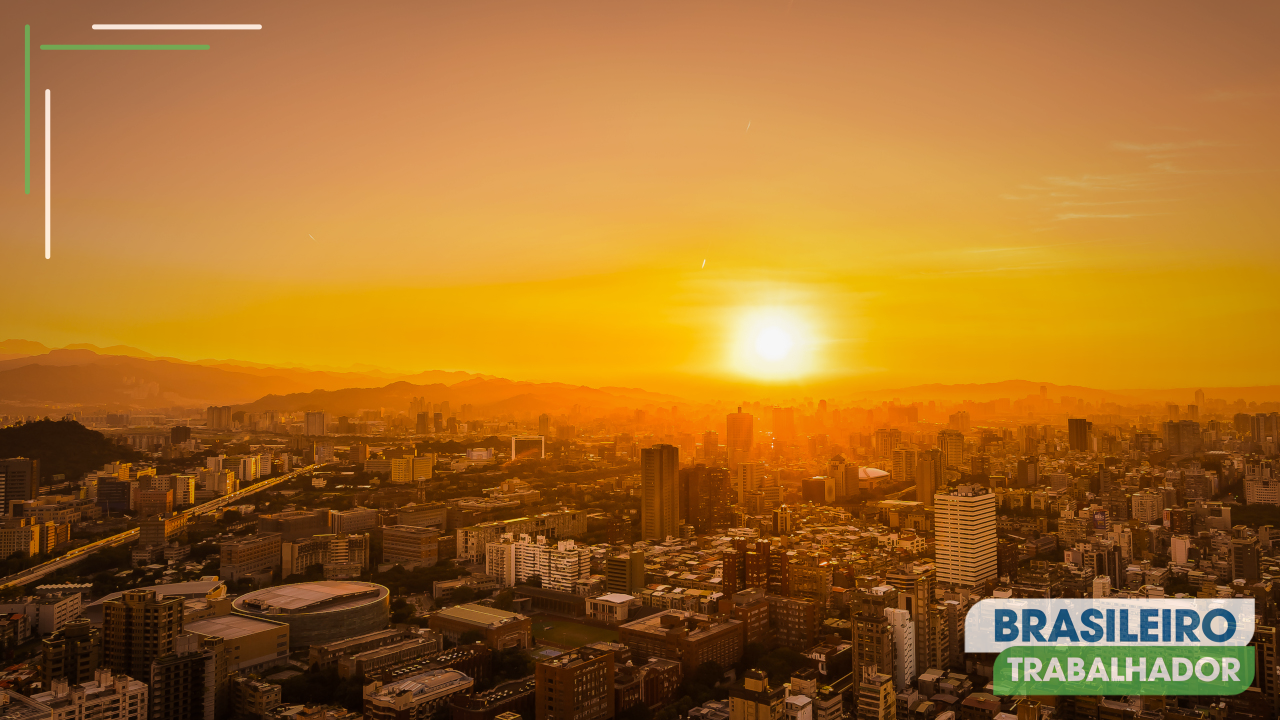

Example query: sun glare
[729,306,821,381]
[754,327,793,361]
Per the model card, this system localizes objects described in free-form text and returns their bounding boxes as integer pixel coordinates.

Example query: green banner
[994,645,1255,696]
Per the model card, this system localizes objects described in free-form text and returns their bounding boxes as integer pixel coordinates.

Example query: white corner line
[44,88,50,260]
[91,24,262,30]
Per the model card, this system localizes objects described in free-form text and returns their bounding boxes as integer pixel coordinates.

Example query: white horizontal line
[91,24,262,30]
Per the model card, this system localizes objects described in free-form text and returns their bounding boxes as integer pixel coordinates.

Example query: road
[0,463,328,590]
[884,484,917,501]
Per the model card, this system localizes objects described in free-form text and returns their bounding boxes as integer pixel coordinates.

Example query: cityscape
[4,1,1280,720]
[0,366,1278,720]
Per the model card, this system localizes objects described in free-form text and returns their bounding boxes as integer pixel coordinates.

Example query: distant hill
[0,349,486,408]
[850,380,1280,405]
[241,378,684,416]
[0,419,139,482]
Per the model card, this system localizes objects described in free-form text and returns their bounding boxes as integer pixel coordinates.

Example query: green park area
[532,617,619,648]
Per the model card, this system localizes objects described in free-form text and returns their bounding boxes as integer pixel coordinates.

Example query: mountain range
[1,339,1278,413]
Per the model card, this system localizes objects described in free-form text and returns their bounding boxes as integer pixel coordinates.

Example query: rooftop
[434,603,526,627]
[368,669,472,702]
[236,581,388,615]
[185,613,286,640]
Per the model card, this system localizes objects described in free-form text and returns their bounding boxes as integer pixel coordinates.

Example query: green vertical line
[24,25,31,195]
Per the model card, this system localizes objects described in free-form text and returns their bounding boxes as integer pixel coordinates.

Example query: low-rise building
[219,533,283,584]
[427,604,531,651]
[30,669,147,720]
[184,613,290,675]
[617,610,744,678]
[363,668,473,720]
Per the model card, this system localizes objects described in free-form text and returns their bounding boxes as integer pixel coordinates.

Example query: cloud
[1053,212,1151,221]
[1057,199,1171,207]
[1043,174,1152,191]
[1198,89,1276,103]
[1112,140,1221,154]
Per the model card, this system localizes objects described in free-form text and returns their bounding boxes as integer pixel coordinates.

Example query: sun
[754,326,794,362]
[728,306,821,380]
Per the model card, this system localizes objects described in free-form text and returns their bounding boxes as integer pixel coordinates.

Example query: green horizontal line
[40,44,210,50]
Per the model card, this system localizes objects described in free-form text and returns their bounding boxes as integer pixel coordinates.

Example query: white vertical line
[44,89,50,260]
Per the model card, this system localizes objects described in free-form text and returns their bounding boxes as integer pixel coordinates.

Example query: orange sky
[3,0,1279,395]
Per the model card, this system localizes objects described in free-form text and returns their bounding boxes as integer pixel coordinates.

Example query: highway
[0,463,328,590]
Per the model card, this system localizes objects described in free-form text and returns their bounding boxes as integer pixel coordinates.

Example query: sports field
[532,617,619,648]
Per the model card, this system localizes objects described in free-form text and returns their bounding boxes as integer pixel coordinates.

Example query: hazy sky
[4,0,1279,394]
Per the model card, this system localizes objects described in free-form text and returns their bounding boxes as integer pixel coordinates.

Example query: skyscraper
[148,633,220,720]
[538,413,551,436]
[914,450,941,507]
[205,406,232,431]
[934,485,997,588]
[726,407,754,467]
[640,445,679,541]
[701,431,719,459]
[303,412,328,437]
[679,464,731,533]
[1067,418,1092,453]
[42,618,101,687]
[772,407,795,445]
[734,462,764,504]
[890,448,918,485]
[0,458,39,508]
[936,430,964,470]
[104,589,184,680]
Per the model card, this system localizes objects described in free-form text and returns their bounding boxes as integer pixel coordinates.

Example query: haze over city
[3,2,1280,720]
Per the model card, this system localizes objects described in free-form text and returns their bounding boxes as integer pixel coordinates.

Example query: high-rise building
[511,436,545,460]
[726,407,754,467]
[914,450,941,507]
[103,589,184,680]
[701,431,719,459]
[890,448,918,485]
[0,458,39,508]
[936,430,965,471]
[148,633,219,720]
[734,462,765,505]
[205,406,232,431]
[1164,420,1203,456]
[947,411,970,433]
[303,412,328,437]
[640,445,679,541]
[535,646,615,720]
[1067,418,1092,453]
[934,485,997,588]
[390,455,434,485]
[606,551,646,595]
[884,608,915,691]
[42,618,102,687]
[874,429,901,459]
[538,414,551,437]
[772,407,796,445]
[218,533,283,583]
[679,465,732,533]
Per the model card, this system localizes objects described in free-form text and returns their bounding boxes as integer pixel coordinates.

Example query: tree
[518,574,543,588]
[693,661,724,688]
[218,510,243,526]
